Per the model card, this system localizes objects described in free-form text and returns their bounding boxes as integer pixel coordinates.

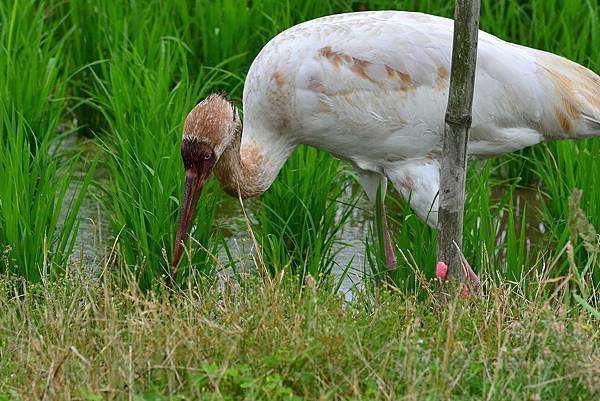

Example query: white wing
[242,11,600,224]
[246,11,599,159]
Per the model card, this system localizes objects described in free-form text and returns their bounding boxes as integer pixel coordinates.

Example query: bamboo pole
[437,0,481,283]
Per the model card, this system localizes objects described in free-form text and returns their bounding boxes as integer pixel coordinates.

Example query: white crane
[171,11,600,287]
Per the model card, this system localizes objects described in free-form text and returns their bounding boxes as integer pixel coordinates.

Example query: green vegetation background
[1,0,600,288]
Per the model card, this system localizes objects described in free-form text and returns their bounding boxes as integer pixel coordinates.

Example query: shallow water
[491,186,546,268]
[210,189,372,298]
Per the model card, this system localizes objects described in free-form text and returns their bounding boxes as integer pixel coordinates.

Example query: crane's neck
[214,125,294,199]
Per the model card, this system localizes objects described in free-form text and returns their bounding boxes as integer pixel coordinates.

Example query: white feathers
[239,11,600,221]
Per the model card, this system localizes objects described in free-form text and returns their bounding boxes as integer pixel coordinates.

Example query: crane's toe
[435,257,482,298]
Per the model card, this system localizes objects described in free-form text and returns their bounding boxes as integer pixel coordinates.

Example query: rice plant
[90,33,241,288]
[0,0,94,280]
[256,146,357,284]
[4,0,593,294]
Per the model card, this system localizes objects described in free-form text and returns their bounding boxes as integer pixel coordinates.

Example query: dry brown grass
[0,273,598,400]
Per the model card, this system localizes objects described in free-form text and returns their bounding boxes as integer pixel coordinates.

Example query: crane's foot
[436,256,482,298]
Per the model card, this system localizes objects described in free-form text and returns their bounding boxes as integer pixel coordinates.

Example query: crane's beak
[171,170,209,273]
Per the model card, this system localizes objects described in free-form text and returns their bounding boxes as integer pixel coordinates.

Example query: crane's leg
[387,160,481,293]
[356,170,396,270]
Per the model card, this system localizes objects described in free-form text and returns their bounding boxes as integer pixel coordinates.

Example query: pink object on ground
[435,259,481,298]
[435,261,448,280]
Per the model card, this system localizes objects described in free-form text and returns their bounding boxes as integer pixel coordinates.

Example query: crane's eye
[181,138,214,171]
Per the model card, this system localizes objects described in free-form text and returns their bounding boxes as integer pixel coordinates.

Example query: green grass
[0,274,598,400]
[0,0,95,281]
[256,146,357,284]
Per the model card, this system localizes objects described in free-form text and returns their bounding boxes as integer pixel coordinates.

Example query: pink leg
[458,252,482,295]
[379,200,397,271]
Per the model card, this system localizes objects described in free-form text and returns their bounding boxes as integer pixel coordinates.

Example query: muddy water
[56,139,110,274]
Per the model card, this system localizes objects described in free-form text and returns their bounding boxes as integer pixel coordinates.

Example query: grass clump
[257,146,356,283]
[0,1,94,280]
[0,274,598,400]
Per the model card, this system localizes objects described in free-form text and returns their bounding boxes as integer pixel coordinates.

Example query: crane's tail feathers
[582,113,600,137]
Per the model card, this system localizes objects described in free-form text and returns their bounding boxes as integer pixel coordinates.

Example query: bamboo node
[444,113,472,127]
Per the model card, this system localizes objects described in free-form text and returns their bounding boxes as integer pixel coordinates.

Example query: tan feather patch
[543,67,581,135]
[538,52,600,134]
[271,71,285,88]
[401,176,415,193]
[318,46,414,90]
[436,66,449,89]
[555,107,573,133]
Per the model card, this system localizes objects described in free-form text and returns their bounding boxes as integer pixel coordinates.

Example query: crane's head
[171,94,239,274]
